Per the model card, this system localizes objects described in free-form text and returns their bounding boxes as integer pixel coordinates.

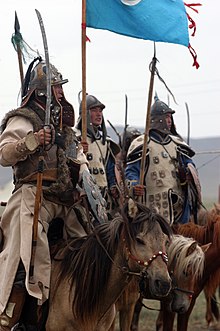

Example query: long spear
[11,11,24,87]
[185,102,190,145]
[122,94,128,150]
[139,47,157,187]
[81,0,87,147]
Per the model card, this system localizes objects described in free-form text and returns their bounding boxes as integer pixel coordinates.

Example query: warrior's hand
[81,141,88,153]
[110,185,119,199]
[35,127,54,146]
[133,184,145,197]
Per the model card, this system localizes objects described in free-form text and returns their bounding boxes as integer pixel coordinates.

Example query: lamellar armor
[127,133,200,224]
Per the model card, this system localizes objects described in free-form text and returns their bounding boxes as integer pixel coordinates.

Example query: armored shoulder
[127,134,149,164]
[106,137,121,156]
[169,135,195,157]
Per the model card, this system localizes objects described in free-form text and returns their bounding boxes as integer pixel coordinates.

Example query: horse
[45,199,173,331]
[194,204,220,328]
[112,234,206,331]
[155,234,209,331]
[167,210,220,331]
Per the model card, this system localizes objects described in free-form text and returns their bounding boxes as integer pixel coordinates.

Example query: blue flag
[86,0,189,47]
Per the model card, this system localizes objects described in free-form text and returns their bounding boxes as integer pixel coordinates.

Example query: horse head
[122,198,172,298]
[166,235,207,314]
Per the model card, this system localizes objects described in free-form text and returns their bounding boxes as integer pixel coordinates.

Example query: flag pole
[81,0,87,144]
[139,45,157,187]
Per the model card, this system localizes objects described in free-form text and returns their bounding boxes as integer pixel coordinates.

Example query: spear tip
[14,11,20,34]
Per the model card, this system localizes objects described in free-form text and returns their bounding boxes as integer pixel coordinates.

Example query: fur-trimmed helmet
[150,94,176,134]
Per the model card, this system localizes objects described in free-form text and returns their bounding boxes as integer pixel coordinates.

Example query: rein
[169,261,194,298]
[94,222,168,278]
[172,286,194,297]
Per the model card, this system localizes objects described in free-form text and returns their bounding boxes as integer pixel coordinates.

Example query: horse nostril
[177,306,186,314]
[154,279,171,296]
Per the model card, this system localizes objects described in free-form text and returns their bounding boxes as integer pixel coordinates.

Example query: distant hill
[0,130,219,205]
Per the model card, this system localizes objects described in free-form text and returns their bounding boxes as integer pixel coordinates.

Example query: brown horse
[112,234,206,331]
[155,235,209,331]
[166,210,220,331]
[46,199,173,331]
[196,204,220,327]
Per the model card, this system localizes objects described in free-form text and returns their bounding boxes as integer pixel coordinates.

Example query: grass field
[115,292,220,330]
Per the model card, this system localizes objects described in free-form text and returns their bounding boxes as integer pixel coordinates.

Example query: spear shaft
[139,55,157,187]
[185,102,190,145]
[81,0,87,144]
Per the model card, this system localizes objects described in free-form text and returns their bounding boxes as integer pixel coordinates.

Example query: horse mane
[174,211,220,247]
[173,211,220,297]
[168,235,204,280]
[54,201,172,326]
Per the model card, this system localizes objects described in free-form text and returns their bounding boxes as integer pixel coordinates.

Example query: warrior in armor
[75,94,121,219]
[120,126,141,167]
[125,95,202,225]
[0,58,89,330]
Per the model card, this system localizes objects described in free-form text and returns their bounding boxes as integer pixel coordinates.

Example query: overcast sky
[0,0,219,139]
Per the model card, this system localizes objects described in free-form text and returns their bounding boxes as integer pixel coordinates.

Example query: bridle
[169,257,194,298]
[123,237,168,272]
[170,270,194,297]
[121,236,169,296]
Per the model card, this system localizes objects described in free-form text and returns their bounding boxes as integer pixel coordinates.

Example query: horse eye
[136,237,145,245]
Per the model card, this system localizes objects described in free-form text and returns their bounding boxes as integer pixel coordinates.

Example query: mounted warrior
[125,95,202,225]
[0,52,89,331]
[75,93,121,219]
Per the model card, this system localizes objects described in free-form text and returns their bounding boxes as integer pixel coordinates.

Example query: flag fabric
[86,0,189,47]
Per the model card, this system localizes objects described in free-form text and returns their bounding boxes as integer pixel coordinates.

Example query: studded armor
[126,132,198,225]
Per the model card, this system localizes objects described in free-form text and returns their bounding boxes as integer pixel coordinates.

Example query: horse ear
[128,198,138,218]
[186,241,198,257]
[201,242,212,253]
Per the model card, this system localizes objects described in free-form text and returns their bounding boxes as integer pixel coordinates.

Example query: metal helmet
[77,93,107,144]
[150,94,176,134]
[21,58,74,127]
[121,126,141,153]
[22,58,68,99]
[79,94,105,114]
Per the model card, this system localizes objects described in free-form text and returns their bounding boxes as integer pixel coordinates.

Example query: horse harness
[169,256,194,298]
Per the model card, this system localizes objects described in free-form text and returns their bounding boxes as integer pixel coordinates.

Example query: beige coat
[0,116,88,314]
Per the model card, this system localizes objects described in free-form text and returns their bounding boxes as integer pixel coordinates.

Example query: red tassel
[188,44,200,69]
[184,3,202,14]
[81,23,91,42]
[186,13,196,36]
